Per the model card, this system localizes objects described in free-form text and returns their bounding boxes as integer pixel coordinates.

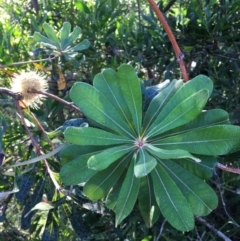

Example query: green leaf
[84,157,130,201]
[143,79,183,130]
[134,149,157,177]
[106,173,125,210]
[175,155,217,180]
[151,164,194,231]
[75,1,91,13]
[69,39,90,51]
[64,26,82,48]
[10,145,65,168]
[138,176,160,227]
[42,211,59,241]
[33,32,56,48]
[115,159,140,226]
[159,159,218,216]
[154,125,240,155]
[118,65,142,135]
[24,202,54,217]
[60,22,71,49]
[161,109,230,138]
[60,154,96,185]
[64,127,132,146]
[93,68,135,133]
[43,23,61,48]
[146,144,200,162]
[70,82,135,138]
[88,145,134,171]
[146,89,209,138]
[146,75,213,135]
[59,144,105,165]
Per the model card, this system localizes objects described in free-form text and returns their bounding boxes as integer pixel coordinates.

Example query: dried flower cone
[11,71,48,109]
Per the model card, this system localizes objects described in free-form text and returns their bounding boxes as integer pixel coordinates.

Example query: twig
[146,0,189,81]
[155,219,167,241]
[0,56,56,69]
[0,88,23,100]
[15,101,62,190]
[217,163,240,174]
[29,89,83,115]
[195,216,232,241]
[136,0,142,33]
[16,100,40,154]
[163,0,177,12]
[210,176,240,227]
[23,107,53,146]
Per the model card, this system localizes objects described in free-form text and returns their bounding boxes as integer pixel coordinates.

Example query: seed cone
[11,71,48,109]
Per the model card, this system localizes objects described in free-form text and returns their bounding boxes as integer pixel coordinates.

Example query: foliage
[32,22,90,67]
[60,64,240,232]
[0,0,240,240]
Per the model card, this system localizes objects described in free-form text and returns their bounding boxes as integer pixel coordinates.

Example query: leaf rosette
[60,64,240,231]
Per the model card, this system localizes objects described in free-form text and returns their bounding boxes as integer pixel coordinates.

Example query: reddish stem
[216,163,240,174]
[147,0,189,82]
[147,0,240,175]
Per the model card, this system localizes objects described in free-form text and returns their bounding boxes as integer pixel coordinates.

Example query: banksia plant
[60,64,240,231]
[11,71,48,109]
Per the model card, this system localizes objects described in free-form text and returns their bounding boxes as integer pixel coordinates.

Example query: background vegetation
[0,0,240,240]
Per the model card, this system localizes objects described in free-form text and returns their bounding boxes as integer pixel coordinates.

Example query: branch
[0,88,23,100]
[146,0,189,81]
[155,219,167,241]
[29,89,83,115]
[217,163,240,174]
[195,216,232,241]
[210,178,240,227]
[0,56,56,69]
[16,99,41,154]
[163,0,177,13]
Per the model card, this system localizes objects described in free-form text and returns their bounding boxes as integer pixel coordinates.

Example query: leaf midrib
[158,159,213,213]
[153,168,189,230]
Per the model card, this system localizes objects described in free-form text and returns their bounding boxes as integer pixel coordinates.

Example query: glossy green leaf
[175,155,217,180]
[118,65,142,135]
[88,145,134,170]
[43,22,61,48]
[64,127,132,146]
[138,176,160,227]
[60,22,71,49]
[161,109,230,138]
[143,79,183,130]
[154,125,240,155]
[151,164,194,231]
[146,89,209,138]
[69,39,90,51]
[159,159,218,216]
[60,154,96,185]
[134,149,157,177]
[146,144,200,162]
[70,82,135,138]
[115,159,140,226]
[146,75,213,136]
[93,68,134,133]
[84,157,130,201]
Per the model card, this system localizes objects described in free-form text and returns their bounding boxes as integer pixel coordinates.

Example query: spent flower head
[11,71,48,109]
